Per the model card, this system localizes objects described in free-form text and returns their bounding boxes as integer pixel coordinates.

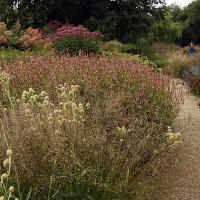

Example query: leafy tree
[0,0,166,43]
[182,0,200,45]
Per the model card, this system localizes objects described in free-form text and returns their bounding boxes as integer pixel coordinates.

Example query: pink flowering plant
[0,54,182,199]
[51,23,103,55]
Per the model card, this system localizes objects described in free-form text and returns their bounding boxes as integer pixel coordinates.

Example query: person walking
[189,43,195,55]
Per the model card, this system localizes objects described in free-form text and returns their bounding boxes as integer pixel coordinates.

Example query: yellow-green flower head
[78,103,83,108]
[85,103,90,109]
[3,159,11,168]
[54,109,59,114]
[61,87,65,92]
[71,85,75,90]
[21,95,26,100]
[121,126,126,134]
[3,108,7,113]
[28,88,34,94]
[1,173,8,181]
[34,94,39,99]
[44,96,49,101]
[117,127,121,131]
[29,96,35,102]
[61,92,66,98]
[75,85,79,89]
[79,107,84,114]
[22,91,28,96]
[68,91,73,97]
[153,150,158,155]
[40,91,47,96]
[59,102,63,107]
[25,109,31,114]
[48,115,53,123]
[71,103,77,109]
[72,119,77,123]
[43,100,50,105]
[9,186,14,193]
[58,120,63,125]
[7,149,13,156]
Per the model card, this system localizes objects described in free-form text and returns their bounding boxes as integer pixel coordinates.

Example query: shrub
[0,22,12,47]
[54,35,101,56]
[101,40,125,52]
[17,27,52,50]
[52,24,103,55]
[53,24,103,41]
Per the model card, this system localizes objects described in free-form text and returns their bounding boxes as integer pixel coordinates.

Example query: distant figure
[189,43,195,55]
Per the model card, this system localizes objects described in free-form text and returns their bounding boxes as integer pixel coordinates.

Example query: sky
[165,0,194,7]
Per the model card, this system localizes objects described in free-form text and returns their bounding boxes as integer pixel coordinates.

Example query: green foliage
[150,54,169,68]
[182,0,200,45]
[0,0,165,43]
[101,40,125,52]
[54,35,102,56]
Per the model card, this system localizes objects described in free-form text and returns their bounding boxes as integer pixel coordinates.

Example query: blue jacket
[189,45,195,55]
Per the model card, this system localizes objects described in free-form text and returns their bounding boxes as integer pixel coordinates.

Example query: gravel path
[154,79,200,200]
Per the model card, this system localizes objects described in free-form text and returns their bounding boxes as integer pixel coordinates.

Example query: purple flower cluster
[53,24,103,40]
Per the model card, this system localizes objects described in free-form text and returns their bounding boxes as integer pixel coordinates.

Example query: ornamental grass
[0,53,182,199]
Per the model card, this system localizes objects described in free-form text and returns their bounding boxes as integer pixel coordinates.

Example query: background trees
[0,0,200,45]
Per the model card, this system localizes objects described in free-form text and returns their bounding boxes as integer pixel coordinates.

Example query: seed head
[1,173,8,181]
[61,87,65,92]
[3,159,11,168]
[44,96,49,101]
[40,91,46,96]
[153,150,158,155]
[7,149,13,156]
[85,103,90,109]
[9,186,14,193]
[28,88,34,94]
[71,85,75,90]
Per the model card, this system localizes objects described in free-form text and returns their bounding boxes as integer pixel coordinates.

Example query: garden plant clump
[52,23,103,56]
[0,53,182,199]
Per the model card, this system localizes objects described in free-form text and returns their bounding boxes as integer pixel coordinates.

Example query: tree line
[0,0,200,45]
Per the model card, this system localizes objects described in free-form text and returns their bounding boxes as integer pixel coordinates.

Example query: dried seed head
[3,159,11,168]
[71,85,75,90]
[44,96,49,101]
[153,150,158,155]
[7,149,13,156]
[9,186,14,193]
[61,87,65,92]
[1,173,8,181]
[28,88,34,94]
[85,103,90,109]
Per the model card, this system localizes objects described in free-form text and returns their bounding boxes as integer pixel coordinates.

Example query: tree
[0,0,166,43]
[182,0,200,45]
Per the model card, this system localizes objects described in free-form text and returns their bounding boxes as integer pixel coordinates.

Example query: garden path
[154,79,200,200]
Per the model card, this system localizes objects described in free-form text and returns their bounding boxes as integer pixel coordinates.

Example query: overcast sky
[165,0,194,7]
